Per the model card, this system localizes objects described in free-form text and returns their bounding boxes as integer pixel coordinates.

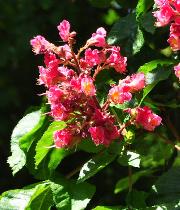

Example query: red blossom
[128,106,162,131]
[119,73,146,92]
[53,129,73,148]
[81,77,96,96]
[57,20,71,42]
[88,27,107,47]
[109,86,132,104]
[30,35,50,54]
[107,46,127,73]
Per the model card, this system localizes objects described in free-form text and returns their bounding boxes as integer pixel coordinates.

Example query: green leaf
[50,175,96,210]
[140,11,156,34]
[151,153,180,208]
[35,121,66,168]
[107,13,144,56]
[136,0,154,19]
[118,151,141,168]
[0,182,53,210]
[50,181,71,210]
[134,133,174,168]
[133,27,144,55]
[138,59,173,73]
[7,109,45,175]
[114,169,153,194]
[77,151,117,183]
[126,190,148,208]
[138,60,173,104]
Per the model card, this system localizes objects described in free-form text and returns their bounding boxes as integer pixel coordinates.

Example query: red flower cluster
[30,20,162,148]
[153,0,180,51]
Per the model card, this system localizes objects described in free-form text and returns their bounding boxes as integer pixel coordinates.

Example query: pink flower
[88,27,107,47]
[60,44,72,59]
[88,124,119,146]
[154,0,167,7]
[53,129,73,148]
[58,66,75,79]
[107,46,127,73]
[30,35,50,54]
[88,126,106,145]
[46,86,63,104]
[51,103,68,121]
[120,73,146,92]
[168,23,180,51]
[174,63,180,80]
[70,77,81,92]
[153,4,174,26]
[44,52,57,67]
[168,33,180,50]
[81,77,96,96]
[38,65,60,87]
[108,85,132,104]
[90,110,120,146]
[129,106,162,131]
[57,20,71,42]
[84,48,102,67]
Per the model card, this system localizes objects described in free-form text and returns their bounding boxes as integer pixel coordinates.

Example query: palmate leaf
[77,151,117,183]
[7,108,47,175]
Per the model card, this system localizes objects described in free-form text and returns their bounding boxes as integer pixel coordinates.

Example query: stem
[69,42,81,74]
[102,99,110,111]
[93,63,108,80]
[66,163,84,179]
[165,116,180,141]
[77,42,91,59]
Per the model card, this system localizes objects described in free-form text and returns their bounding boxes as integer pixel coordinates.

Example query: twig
[165,115,180,141]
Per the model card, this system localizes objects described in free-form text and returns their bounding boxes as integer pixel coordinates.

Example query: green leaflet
[0,182,53,210]
[50,175,96,210]
[7,108,47,175]
[136,0,154,19]
[107,13,144,56]
[138,60,173,104]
